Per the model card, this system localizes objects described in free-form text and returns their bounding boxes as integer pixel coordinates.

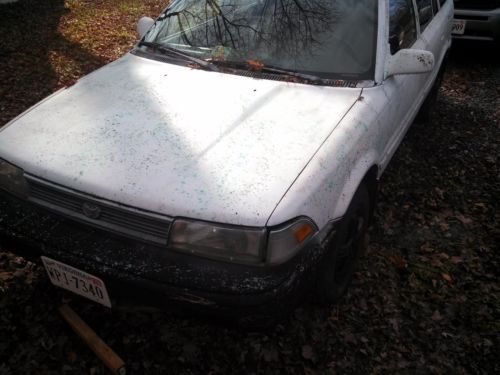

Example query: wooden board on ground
[59,304,126,375]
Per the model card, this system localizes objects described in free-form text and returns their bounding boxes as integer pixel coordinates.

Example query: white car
[0,0,453,323]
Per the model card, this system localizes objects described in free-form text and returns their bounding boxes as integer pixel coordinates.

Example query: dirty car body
[0,0,453,321]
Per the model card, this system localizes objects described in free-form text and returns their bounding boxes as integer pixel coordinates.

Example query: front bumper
[454,8,500,41]
[0,192,330,320]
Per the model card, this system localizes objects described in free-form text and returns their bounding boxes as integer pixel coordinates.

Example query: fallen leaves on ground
[0,1,499,374]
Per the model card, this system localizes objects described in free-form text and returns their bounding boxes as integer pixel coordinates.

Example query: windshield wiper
[208,59,325,83]
[260,65,325,84]
[138,41,219,72]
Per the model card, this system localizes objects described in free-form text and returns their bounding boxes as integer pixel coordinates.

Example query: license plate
[41,256,112,308]
[452,19,466,35]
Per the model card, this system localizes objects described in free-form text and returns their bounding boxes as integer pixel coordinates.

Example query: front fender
[329,151,378,220]
[267,109,381,229]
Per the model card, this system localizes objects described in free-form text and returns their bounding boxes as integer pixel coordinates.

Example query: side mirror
[386,49,435,78]
[137,16,155,39]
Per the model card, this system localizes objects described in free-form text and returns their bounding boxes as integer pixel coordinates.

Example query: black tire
[316,183,371,306]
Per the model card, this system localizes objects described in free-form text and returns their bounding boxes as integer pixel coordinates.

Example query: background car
[452,0,500,41]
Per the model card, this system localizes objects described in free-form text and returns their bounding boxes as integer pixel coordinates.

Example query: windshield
[143,0,378,80]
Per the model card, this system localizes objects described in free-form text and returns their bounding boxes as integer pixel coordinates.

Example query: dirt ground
[1,1,499,374]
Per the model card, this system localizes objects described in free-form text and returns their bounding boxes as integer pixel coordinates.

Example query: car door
[378,0,425,170]
[416,0,451,92]
[429,0,453,61]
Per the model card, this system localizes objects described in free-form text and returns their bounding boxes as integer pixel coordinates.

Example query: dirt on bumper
[0,192,326,320]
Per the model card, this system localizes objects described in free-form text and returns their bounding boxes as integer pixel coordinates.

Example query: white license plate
[452,19,467,35]
[41,256,112,308]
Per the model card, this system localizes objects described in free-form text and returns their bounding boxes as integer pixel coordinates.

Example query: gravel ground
[1,1,499,374]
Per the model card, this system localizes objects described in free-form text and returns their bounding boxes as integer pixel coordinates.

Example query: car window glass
[439,0,446,6]
[417,0,433,30]
[432,0,439,14]
[144,0,379,79]
[389,0,418,54]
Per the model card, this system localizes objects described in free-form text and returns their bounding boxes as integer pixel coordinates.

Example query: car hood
[0,53,361,226]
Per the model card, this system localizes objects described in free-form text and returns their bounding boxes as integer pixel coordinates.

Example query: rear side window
[389,0,418,54]
[417,0,433,31]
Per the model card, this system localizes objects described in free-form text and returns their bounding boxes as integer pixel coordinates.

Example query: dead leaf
[183,343,199,360]
[438,252,450,260]
[435,187,445,199]
[344,333,357,345]
[301,345,314,360]
[67,351,77,363]
[455,213,473,226]
[483,338,493,347]
[382,208,394,234]
[359,298,368,310]
[439,221,449,232]
[485,156,496,164]
[474,202,487,211]
[441,273,453,282]
[247,59,264,71]
[450,256,463,264]
[430,257,443,267]
[283,75,300,83]
[389,255,407,270]
[0,272,13,281]
[431,310,443,321]
[262,348,279,362]
[388,318,399,332]
[13,269,25,278]
[420,242,434,253]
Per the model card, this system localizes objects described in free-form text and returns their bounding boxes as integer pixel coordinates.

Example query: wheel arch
[328,155,379,224]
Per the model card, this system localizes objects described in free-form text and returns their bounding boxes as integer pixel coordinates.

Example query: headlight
[169,219,266,263]
[267,218,318,264]
[0,159,29,198]
[169,217,318,265]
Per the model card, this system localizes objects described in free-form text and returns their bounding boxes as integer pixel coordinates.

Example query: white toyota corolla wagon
[0,0,453,324]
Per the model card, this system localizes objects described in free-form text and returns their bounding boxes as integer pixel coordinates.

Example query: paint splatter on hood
[0,53,361,226]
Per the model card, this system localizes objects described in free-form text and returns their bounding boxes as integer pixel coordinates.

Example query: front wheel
[315,183,371,305]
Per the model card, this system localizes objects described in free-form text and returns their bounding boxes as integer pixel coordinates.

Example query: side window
[389,0,418,55]
[432,0,439,14]
[417,0,433,31]
[439,0,446,6]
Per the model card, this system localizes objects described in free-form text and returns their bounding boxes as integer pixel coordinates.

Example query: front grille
[26,176,172,245]
[454,0,500,10]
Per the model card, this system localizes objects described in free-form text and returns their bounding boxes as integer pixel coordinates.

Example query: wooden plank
[59,304,126,375]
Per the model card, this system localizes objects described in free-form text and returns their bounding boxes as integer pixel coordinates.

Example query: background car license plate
[41,256,112,308]
[452,19,466,35]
